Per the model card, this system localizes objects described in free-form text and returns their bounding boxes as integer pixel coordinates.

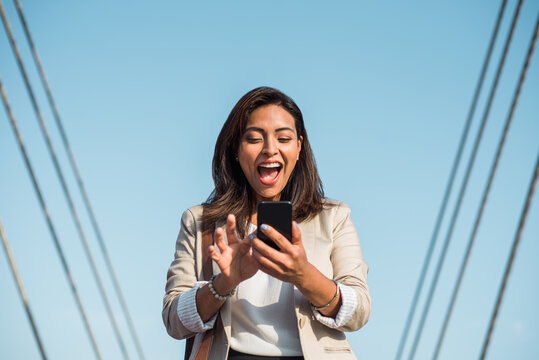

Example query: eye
[278,137,292,143]
[246,137,263,144]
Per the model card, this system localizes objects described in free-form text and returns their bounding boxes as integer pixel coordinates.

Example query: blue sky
[1,0,538,359]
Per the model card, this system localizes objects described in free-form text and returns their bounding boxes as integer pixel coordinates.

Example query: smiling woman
[162,87,371,360]
[238,105,302,201]
[201,87,325,240]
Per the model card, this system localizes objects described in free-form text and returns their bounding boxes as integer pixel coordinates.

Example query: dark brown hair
[202,86,325,237]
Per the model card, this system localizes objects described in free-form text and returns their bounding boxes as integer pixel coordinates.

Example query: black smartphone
[257,201,293,250]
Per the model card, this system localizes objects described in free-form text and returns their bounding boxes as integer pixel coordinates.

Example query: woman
[163,87,371,359]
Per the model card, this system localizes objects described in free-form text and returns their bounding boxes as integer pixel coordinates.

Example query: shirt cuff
[312,283,357,328]
[177,281,217,333]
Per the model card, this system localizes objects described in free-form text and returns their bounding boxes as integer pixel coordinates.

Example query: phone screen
[257,201,292,250]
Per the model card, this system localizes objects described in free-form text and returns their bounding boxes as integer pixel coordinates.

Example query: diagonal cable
[0,75,102,360]
[0,217,48,360]
[480,148,539,360]
[433,12,539,359]
[11,0,145,358]
[394,1,508,358]
[406,0,524,359]
[0,1,129,358]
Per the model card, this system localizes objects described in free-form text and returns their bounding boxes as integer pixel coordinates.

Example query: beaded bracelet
[208,274,236,301]
[311,280,340,311]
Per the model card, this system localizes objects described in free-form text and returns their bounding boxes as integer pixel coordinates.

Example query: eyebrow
[244,126,295,134]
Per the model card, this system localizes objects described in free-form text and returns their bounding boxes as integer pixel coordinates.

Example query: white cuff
[312,283,357,328]
[177,281,217,333]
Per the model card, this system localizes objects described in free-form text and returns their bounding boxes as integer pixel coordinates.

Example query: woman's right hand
[208,214,259,292]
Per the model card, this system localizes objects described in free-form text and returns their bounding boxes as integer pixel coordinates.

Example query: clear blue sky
[1,0,538,359]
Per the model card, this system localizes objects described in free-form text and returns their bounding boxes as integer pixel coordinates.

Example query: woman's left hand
[251,221,311,287]
[253,221,343,318]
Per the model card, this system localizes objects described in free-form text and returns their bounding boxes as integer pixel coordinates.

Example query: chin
[256,190,282,202]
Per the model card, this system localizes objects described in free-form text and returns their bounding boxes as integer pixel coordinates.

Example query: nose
[262,136,278,156]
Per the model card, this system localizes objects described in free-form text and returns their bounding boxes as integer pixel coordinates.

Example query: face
[237,104,302,203]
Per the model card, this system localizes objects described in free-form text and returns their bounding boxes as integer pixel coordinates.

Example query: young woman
[163,87,371,359]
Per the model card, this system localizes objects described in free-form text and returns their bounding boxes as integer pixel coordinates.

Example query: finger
[291,221,302,246]
[252,238,288,268]
[258,224,292,252]
[234,233,253,257]
[247,231,256,244]
[214,227,228,253]
[244,232,256,250]
[226,214,239,244]
[251,237,279,258]
[252,248,285,277]
[208,245,221,262]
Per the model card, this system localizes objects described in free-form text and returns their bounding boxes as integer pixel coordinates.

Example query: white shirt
[176,225,358,356]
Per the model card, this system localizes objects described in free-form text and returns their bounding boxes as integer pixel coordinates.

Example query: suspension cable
[0,2,129,358]
[11,0,145,358]
[407,1,524,358]
[480,149,539,359]
[433,12,539,359]
[0,75,102,360]
[394,1,508,358]
[0,217,48,360]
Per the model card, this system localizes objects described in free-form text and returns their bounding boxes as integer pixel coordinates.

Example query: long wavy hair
[202,86,325,237]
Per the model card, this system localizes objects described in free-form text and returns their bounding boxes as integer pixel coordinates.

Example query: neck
[251,194,281,225]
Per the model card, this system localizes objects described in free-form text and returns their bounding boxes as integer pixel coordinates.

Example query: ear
[297,136,303,158]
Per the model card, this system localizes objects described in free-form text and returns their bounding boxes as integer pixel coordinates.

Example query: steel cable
[12,0,145,358]
[0,1,128,358]
[394,1,508,358]
[480,149,539,359]
[0,75,102,360]
[406,0,524,358]
[433,12,539,359]
[0,217,48,360]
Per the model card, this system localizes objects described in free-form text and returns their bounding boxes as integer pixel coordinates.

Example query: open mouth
[257,162,282,185]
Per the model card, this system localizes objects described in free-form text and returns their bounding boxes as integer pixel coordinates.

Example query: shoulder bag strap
[185,228,215,360]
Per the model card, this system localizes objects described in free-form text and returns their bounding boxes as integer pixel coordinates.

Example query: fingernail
[295,222,299,229]
[249,234,254,241]
[261,224,268,231]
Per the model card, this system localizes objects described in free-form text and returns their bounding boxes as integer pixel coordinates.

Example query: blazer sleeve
[330,202,372,332]
[162,208,200,340]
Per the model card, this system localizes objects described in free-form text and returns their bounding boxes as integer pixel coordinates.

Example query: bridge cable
[0,75,102,360]
[0,2,129,358]
[0,217,48,360]
[394,1,508,358]
[480,149,539,359]
[433,12,539,359]
[12,0,145,358]
[406,0,524,358]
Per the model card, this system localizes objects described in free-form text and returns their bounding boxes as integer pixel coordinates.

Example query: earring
[235,156,239,161]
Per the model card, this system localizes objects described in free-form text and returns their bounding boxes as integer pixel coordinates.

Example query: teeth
[259,163,281,168]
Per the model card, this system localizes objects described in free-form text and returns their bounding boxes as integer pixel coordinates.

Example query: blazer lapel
[298,218,316,263]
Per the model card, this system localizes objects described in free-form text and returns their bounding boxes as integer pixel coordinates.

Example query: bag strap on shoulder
[185,228,215,360]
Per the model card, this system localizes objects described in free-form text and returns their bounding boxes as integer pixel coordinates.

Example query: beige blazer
[163,200,371,359]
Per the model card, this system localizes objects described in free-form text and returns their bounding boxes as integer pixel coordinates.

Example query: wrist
[212,273,238,296]
[294,262,316,291]
[311,280,340,310]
